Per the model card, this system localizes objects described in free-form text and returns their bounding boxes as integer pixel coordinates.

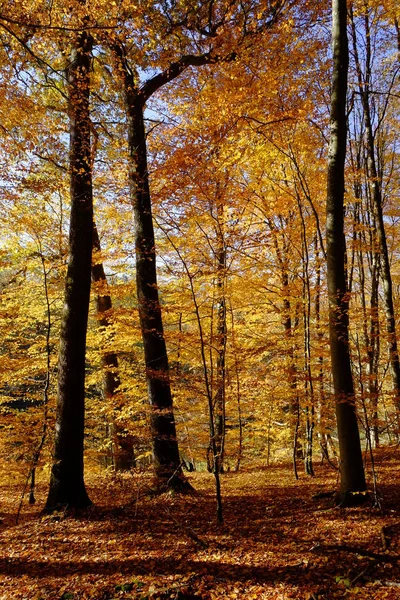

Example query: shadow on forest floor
[0,460,400,598]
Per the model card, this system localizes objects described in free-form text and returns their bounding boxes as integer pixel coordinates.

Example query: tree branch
[140,51,236,104]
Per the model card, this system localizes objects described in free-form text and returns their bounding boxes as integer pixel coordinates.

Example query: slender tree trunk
[92,223,135,470]
[315,237,330,462]
[283,284,301,478]
[364,183,381,447]
[213,198,227,472]
[350,6,400,426]
[113,45,188,491]
[229,304,243,472]
[162,231,223,519]
[369,264,380,447]
[350,126,381,449]
[326,0,366,503]
[355,204,381,448]
[267,216,301,476]
[302,258,315,478]
[45,31,93,511]
[295,188,315,477]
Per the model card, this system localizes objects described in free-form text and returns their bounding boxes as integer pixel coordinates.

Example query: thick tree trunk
[45,31,93,511]
[92,223,135,471]
[114,46,188,491]
[326,0,366,503]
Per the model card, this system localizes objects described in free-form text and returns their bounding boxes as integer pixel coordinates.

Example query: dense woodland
[0,0,399,597]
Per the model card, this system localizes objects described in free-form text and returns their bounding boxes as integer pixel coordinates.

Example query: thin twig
[16,249,51,524]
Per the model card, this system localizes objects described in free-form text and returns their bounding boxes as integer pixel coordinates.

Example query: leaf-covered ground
[1,452,400,599]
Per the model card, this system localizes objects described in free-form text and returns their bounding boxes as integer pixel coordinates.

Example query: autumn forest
[0,0,399,598]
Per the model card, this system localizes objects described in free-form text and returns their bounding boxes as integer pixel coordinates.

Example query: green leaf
[115,582,134,592]
[335,576,351,588]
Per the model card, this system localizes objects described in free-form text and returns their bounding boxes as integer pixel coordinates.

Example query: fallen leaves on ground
[1,452,400,599]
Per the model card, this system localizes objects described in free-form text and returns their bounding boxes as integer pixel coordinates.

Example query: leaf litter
[1,452,400,599]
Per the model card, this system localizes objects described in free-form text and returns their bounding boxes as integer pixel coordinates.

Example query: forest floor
[1,451,400,599]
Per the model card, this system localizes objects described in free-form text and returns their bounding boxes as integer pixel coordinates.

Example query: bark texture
[114,45,187,490]
[46,31,93,511]
[326,0,366,502]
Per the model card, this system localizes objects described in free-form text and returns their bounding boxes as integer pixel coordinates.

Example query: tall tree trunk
[113,45,188,491]
[92,223,135,470]
[45,31,93,511]
[315,236,331,462]
[355,200,381,448]
[326,0,366,503]
[369,262,380,447]
[296,191,314,477]
[349,122,381,449]
[213,197,227,473]
[350,6,400,424]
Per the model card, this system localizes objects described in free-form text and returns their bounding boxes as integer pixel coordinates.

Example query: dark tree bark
[110,39,239,490]
[113,45,189,491]
[92,223,135,471]
[108,3,282,492]
[326,0,366,503]
[45,31,93,511]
